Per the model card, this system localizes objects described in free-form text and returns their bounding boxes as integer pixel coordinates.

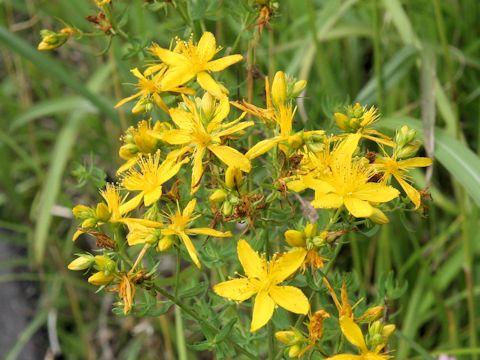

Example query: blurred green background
[1,0,479,359]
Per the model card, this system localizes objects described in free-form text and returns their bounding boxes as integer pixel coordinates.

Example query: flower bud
[72,205,94,219]
[225,167,243,189]
[95,202,111,222]
[88,271,114,286]
[288,345,301,358]
[201,92,216,119]
[304,223,317,238]
[94,255,115,273]
[396,142,420,159]
[38,29,70,51]
[287,133,303,149]
[369,208,389,225]
[81,218,97,229]
[291,80,307,98]
[284,230,306,247]
[119,144,138,160]
[395,125,417,148]
[272,71,287,107]
[222,201,234,216]
[68,254,94,271]
[275,330,297,345]
[334,112,349,131]
[157,235,174,252]
[210,189,227,203]
[358,306,384,323]
[382,324,396,338]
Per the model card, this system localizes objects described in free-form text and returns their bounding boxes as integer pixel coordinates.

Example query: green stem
[174,247,187,360]
[154,285,257,360]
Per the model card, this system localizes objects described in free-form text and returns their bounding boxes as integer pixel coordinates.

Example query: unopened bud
[88,271,114,286]
[119,144,138,160]
[304,223,317,238]
[210,189,227,203]
[225,167,243,189]
[275,330,297,345]
[287,133,303,149]
[68,254,94,271]
[222,201,233,216]
[369,208,389,225]
[382,324,396,338]
[72,205,93,219]
[288,344,301,358]
[38,29,70,51]
[95,202,111,222]
[272,71,287,107]
[291,80,307,98]
[157,235,174,252]
[395,125,417,148]
[358,306,384,323]
[81,217,97,229]
[284,230,306,247]
[396,142,420,159]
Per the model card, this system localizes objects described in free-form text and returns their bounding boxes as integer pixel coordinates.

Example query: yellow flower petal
[114,92,141,108]
[237,239,267,280]
[152,47,187,66]
[344,197,373,218]
[287,179,307,193]
[245,138,281,159]
[215,121,254,138]
[187,228,232,237]
[182,198,197,218]
[197,71,225,98]
[206,54,243,72]
[270,248,307,284]
[398,157,432,168]
[144,187,162,206]
[161,66,196,90]
[311,193,343,209]
[269,285,310,314]
[251,291,275,332]
[161,130,192,145]
[197,31,217,62]
[120,192,144,214]
[213,278,259,302]
[179,232,201,268]
[353,183,399,203]
[325,355,363,360]
[339,316,368,353]
[191,148,205,193]
[208,144,251,172]
[395,174,421,208]
[72,228,86,241]
[169,108,194,130]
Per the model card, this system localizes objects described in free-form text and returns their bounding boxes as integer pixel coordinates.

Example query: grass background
[1,0,479,359]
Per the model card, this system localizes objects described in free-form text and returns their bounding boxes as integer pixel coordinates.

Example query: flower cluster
[69,32,432,358]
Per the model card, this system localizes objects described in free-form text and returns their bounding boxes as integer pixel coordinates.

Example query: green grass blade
[0,26,119,123]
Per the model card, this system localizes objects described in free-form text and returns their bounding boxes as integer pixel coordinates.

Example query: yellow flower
[310,134,399,218]
[213,239,309,332]
[151,94,253,193]
[234,71,323,159]
[118,120,171,174]
[121,151,186,207]
[72,183,160,241]
[325,316,391,360]
[162,198,232,268]
[115,67,194,113]
[334,103,394,147]
[373,154,432,209]
[152,32,243,98]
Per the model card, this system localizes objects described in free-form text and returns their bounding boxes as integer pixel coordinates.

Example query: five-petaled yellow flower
[121,151,187,207]
[152,32,243,98]
[309,134,399,218]
[214,239,309,332]
[373,154,432,209]
[115,67,194,113]
[162,198,232,268]
[150,94,253,193]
